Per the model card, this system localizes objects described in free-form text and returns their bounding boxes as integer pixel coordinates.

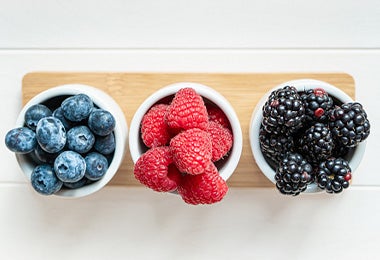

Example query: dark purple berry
[316,157,351,193]
[262,86,305,135]
[329,102,370,147]
[275,153,314,196]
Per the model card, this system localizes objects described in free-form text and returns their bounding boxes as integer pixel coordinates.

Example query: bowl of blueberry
[5,84,128,197]
[129,82,243,205]
[250,79,370,196]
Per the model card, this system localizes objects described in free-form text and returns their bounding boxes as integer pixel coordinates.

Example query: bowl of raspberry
[250,79,370,196]
[129,82,243,205]
[5,84,128,197]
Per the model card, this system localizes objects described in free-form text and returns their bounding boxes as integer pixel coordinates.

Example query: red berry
[170,128,212,175]
[141,104,170,148]
[206,103,231,129]
[134,146,181,192]
[314,107,325,118]
[270,99,279,107]
[166,88,208,131]
[208,121,233,162]
[178,164,228,205]
[314,88,326,97]
[344,172,352,181]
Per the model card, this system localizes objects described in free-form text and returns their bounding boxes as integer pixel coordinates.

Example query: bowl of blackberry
[5,84,128,198]
[129,82,243,205]
[250,79,370,196]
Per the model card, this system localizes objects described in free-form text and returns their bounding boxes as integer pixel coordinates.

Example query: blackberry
[316,158,351,193]
[275,153,314,196]
[301,88,333,123]
[329,102,370,147]
[262,86,305,135]
[332,144,352,158]
[259,126,294,165]
[298,123,334,165]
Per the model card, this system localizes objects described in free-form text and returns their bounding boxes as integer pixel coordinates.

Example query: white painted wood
[1,73,29,183]
[0,50,378,185]
[0,0,379,49]
[0,185,379,259]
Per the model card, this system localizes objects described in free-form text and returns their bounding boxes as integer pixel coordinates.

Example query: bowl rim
[15,84,128,198]
[128,82,243,181]
[249,79,367,193]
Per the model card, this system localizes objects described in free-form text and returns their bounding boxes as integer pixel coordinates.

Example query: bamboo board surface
[22,72,355,187]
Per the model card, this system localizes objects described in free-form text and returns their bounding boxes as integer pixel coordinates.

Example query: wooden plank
[22,72,355,187]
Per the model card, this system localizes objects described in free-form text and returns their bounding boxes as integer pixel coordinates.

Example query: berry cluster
[134,88,233,205]
[259,86,370,195]
[5,94,116,195]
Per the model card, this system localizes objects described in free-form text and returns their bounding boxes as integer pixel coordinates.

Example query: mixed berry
[134,88,232,205]
[5,93,116,195]
[260,86,370,196]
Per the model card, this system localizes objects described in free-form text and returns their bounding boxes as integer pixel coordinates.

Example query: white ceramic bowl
[15,84,128,198]
[250,79,367,193]
[129,82,243,181]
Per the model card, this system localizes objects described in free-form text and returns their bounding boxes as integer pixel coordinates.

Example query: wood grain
[22,72,355,187]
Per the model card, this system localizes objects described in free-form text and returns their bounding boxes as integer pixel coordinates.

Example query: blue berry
[88,109,115,136]
[94,132,115,155]
[5,127,37,154]
[61,94,93,122]
[34,144,59,164]
[63,177,89,189]
[36,116,66,153]
[28,148,44,164]
[67,125,95,154]
[52,107,71,130]
[24,104,52,130]
[31,164,63,195]
[85,152,109,180]
[54,151,86,183]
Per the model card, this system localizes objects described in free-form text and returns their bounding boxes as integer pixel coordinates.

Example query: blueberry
[5,127,37,154]
[31,164,63,195]
[104,153,114,165]
[67,126,95,154]
[24,104,52,130]
[85,152,109,180]
[61,94,93,122]
[94,132,115,155]
[54,151,86,183]
[63,177,89,189]
[52,107,71,130]
[36,116,66,153]
[28,148,44,164]
[34,144,59,164]
[88,109,115,136]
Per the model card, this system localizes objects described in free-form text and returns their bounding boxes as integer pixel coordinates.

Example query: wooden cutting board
[22,72,355,187]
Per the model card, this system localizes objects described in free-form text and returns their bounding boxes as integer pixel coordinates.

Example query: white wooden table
[1,1,379,259]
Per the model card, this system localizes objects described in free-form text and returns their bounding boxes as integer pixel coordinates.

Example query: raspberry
[166,88,208,131]
[170,128,212,175]
[206,103,231,129]
[134,146,181,192]
[141,104,170,148]
[208,121,233,162]
[178,164,228,205]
